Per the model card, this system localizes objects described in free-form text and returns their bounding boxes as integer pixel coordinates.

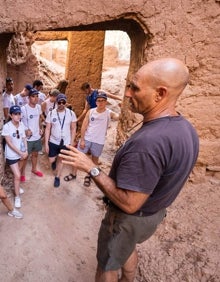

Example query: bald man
[60,58,199,282]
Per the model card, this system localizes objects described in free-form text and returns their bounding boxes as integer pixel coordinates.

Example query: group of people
[1,78,121,218]
[1,58,199,282]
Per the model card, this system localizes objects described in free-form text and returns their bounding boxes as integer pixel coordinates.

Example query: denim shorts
[48,141,69,158]
[6,158,20,165]
[77,140,104,157]
[97,205,166,271]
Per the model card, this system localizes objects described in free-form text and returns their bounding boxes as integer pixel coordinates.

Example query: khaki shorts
[97,205,166,271]
[27,138,42,154]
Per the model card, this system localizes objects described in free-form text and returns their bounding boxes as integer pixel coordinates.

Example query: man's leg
[95,266,118,282]
[31,151,38,172]
[119,249,138,282]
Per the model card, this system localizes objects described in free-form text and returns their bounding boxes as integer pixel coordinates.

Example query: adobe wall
[0,0,219,180]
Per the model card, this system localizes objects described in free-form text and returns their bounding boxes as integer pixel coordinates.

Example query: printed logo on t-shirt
[12,133,16,138]
[52,118,57,122]
[91,117,95,121]
[29,115,33,119]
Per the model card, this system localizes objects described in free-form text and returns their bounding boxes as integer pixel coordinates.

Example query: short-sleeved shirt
[2,121,26,160]
[46,108,77,145]
[14,93,29,107]
[109,115,199,216]
[86,90,99,109]
[2,92,15,108]
[21,104,42,141]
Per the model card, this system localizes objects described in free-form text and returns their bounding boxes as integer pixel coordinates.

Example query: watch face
[90,167,100,177]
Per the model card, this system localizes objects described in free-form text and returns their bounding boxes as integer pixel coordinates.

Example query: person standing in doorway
[33,80,46,105]
[78,92,119,187]
[77,82,122,123]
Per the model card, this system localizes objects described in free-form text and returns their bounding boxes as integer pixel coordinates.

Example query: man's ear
[155,86,167,102]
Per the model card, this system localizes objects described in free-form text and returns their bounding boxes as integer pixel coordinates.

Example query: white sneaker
[14,196,21,208]
[8,209,23,219]
[20,187,24,194]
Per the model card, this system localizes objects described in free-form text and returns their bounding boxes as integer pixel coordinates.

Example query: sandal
[64,173,76,182]
[83,175,91,187]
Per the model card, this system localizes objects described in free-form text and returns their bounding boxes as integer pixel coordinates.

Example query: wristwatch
[89,167,101,177]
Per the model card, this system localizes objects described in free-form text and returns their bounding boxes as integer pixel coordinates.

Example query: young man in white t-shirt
[2,77,15,122]
[44,94,77,187]
[20,88,44,182]
[78,92,119,186]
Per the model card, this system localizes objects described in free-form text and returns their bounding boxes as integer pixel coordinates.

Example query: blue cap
[95,92,107,100]
[28,88,39,96]
[25,84,32,91]
[57,93,67,102]
[10,105,21,115]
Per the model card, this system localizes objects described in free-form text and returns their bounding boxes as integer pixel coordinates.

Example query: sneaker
[20,175,26,182]
[8,209,23,219]
[54,177,60,188]
[38,150,44,155]
[20,187,24,194]
[14,196,21,208]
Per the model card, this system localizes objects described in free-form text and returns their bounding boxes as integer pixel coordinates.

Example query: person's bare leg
[92,156,99,166]
[0,186,13,211]
[31,151,38,172]
[119,249,138,282]
[95,266,119,282]
[56,156,63,178]
[20,157,28,178]
[10,163,21,196]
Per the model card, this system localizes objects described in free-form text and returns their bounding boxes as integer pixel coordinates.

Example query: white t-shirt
[14,93,29,107]
[2,121,26,160]
[43,98,57,116]
[2,92,15,108]
[38,91,46,105]
[46,108,77,145]
[85,108,111,145]
[21,104,42,141]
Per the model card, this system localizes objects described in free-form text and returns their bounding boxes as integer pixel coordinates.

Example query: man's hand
[59,145,95,173]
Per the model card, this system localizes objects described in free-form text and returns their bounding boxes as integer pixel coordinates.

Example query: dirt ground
[0,67,219,281]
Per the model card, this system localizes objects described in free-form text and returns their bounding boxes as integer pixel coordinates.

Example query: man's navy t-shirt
[109,115,199,216]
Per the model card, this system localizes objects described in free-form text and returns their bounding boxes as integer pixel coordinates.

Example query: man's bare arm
[59,145,149,214]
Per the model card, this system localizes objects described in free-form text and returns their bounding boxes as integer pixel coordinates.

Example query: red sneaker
[31,170,43,177]
[20,176,26,182]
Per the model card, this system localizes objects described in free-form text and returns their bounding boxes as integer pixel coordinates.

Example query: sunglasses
[16,130,20,139]
[96,99,106,102]
[58,101,66,105]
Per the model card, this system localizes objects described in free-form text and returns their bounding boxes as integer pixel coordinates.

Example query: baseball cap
[28,88,39,96]
[25,84,33,91]
[50,89,60,97]
[10,105,21,115]
[57,93,67,102]
[95,92,107,100]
